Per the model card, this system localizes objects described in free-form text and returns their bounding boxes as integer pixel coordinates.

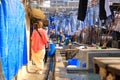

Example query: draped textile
[0,0,28,80]
[78,0,88,21]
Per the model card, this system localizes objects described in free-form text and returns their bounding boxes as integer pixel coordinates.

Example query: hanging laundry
[99,0,107,20]
[70,14,77,33]
[78,0,88,21]
[61,18,66,33]
[53,16,59,34]
[23,25,28,65]
[93,4,99,25]
[86,7,94,27]
[105,0,111,17]
[0,0,27,80]
[48,10,92,36]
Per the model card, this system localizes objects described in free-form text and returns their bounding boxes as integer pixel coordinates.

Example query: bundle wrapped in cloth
[30,8,48,26]
[31,8,46,20]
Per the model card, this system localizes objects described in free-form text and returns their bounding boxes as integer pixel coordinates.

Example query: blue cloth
[23,26,28,65]
[48,43,56,57]
[86,7,94,27]
[68,59,80,68]
[49,25,55,30]
[48,11,96,35]
[49,59,54,72]
[59,35,62,42]
[0,0,28,80]
[82,61,86,68]
[93,5,99,25]
[65,33,69,38]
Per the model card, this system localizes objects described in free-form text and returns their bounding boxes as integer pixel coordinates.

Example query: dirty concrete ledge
[53,50,69,80]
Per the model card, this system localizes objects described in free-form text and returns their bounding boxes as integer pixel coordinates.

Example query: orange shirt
[31,29,48,53]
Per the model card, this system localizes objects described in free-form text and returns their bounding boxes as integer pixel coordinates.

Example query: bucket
[48,43,56,57]
[82,61,86,69]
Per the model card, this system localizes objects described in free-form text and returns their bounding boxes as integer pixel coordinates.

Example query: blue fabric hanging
[23,25,28,65]
[86,7,94,27]
[0,0,28,80]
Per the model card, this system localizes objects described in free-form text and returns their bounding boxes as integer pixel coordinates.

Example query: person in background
[81,28,87,44]
[31,21,48,74]
[49,29,56,40]
[49,22,56,41]
[59,31,65,43]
